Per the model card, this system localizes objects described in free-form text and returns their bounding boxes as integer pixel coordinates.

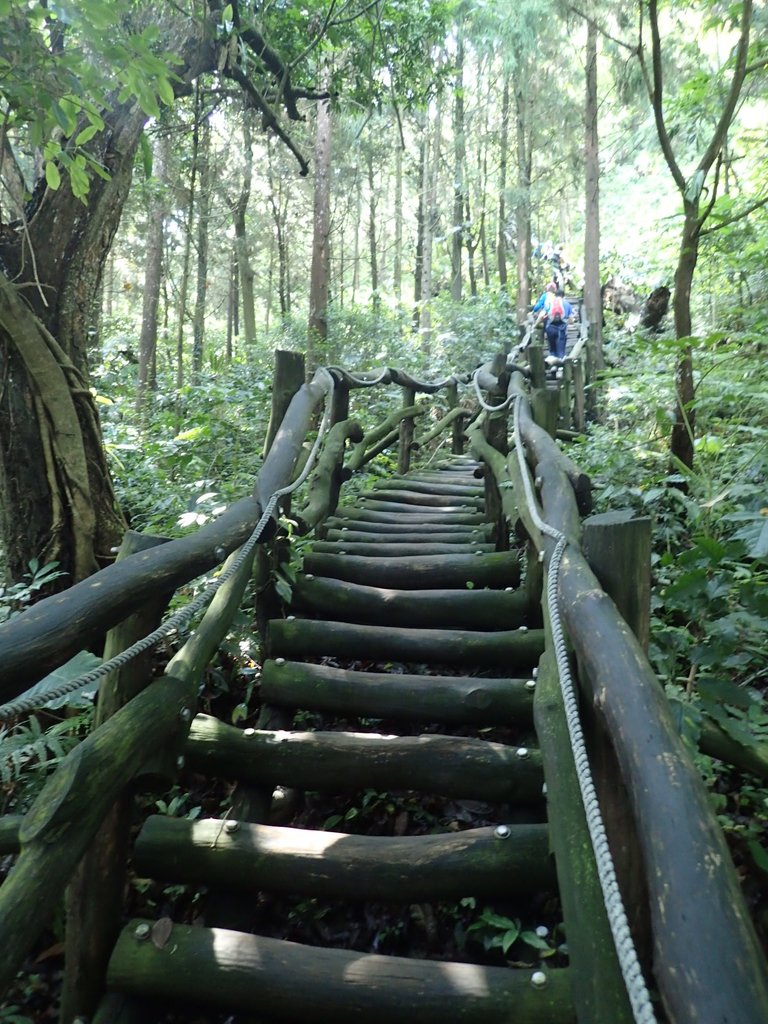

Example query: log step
[260,660,535,725]
[184,715,544,802]
[269,619,545,668]
[309,541,496,557]
[291,575,526,629]
[302,551,520,589]
[360,498,483,515]
[327,532,489,548]
[373,478,485,497]
[134,817,554,900]
[330,506,487,526]
[107,920,574,1023]
[361,489,485,509]
[324,518,492,537]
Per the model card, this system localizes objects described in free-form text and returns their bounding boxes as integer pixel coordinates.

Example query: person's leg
[545,323,558,355]
[556,323,567,359]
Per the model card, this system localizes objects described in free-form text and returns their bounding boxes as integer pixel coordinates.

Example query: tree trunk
[583,21,603,367]
[232,112,257,346]
[0,98,148,580]
[497,73,510,290]
[394,135,403,301]
[308,87,332,373]
[412,126,426,330]
[366,141,379,302]
[450,24,465,303]
[670,203,699,470]
[137,130,170,411]
[192,115,211,377]
[420,92,443,358]
[514,86,532,322]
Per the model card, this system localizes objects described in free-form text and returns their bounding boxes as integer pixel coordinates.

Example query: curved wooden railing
[0,336,766,1024]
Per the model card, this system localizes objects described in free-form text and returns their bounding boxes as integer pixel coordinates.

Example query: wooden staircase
[103,457,576,1022]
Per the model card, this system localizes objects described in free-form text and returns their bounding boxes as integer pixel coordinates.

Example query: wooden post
[331,380,350,426]
[61,531,172,1024]
[528,340,546,389]
[558,361,572,430]
[582,510,652,651]
[530,388,559,439]
[446,380,465,455]
[397,385,417,475]
[263,349,306,457]
[584,337,599,421]
[571,357,586,433]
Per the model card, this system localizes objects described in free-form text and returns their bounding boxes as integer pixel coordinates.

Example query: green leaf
[45,162,61,190]
[75,123,100,145]
[139,131,153,180]
[21,650,103,710]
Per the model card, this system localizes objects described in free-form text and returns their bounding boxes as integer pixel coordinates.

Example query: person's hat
[546,282,556,292]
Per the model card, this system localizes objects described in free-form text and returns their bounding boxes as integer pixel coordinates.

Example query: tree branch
[223,62,309,175]
[700,192,768,236]
[696,0,752,178]
[567,3,636,52]
[645,0,686,193]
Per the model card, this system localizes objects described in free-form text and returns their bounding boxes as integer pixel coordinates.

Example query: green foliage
[0,712,89,814]
[0,559,66,624]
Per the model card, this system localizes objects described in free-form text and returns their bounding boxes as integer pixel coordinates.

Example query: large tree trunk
[393,136,403,301]
[583,20,603,367]
[365,141,379,301]
[308,88,332,373]
[0,98,149,581]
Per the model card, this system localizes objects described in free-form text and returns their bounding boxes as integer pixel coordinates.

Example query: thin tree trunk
[366,141,379,305]
[420,92,443,357]
[451,24,465,303]
[394,136,403,301]
[670,206,698,470]
[583,19,603,366]
[137,130,169,411]
[515,85,532,322]
[412,127,426,330]
[232,112,257,346]
[175,99,200,392]
[308,87,332,372]
[497,73,510,291]
[352,170,361,305]
[192,116,211,377]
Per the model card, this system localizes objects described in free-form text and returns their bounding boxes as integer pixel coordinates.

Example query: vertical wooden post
[559,361,572,429]
[446,380,464,455]
[331,380,350,427]
[583,510,652,651]
[580,509,654,980]
[398,385,417,475]
[263,349,306,457]
[528,341,546,389]
[483,354,509,548]
[571,357,586,432]
[61,531,172,1024]
[584,337,599,421]
[530,388,559,439]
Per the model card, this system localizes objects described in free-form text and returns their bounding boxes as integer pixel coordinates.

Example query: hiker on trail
[535,287,572,359]
[532,281,556,317]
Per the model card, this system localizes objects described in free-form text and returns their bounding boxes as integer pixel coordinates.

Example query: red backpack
[549,295,564,323]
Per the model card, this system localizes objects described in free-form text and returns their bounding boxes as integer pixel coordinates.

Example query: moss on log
[0,673,196,994]
[302,551,520,590]
[291,575,526,629]
[260,660,533,726]
[107,919,575,1023]
[375,478,483,497]
[184,716,544,803]
[324,507,487,526]
[268,619,544,668]
[134,818,553,900]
